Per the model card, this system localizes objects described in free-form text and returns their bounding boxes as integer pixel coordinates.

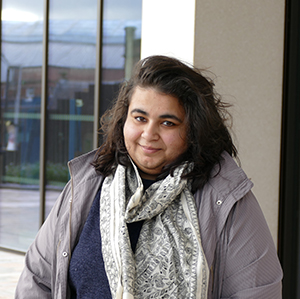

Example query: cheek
[177,127,188,149]
[123,121,139,148]
[164,130,188,154]
[123,122,130,148]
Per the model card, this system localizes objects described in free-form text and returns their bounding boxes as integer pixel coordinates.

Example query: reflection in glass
[100,0,142,117]
[45,1,98,216]
[0,0,43,251]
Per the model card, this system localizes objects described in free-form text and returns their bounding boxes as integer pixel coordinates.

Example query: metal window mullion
[93,0,104,149]
[39,0,49,227]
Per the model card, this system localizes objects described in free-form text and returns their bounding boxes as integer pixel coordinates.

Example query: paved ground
[0,250,25,299]
[0,188,61,298]
[0,188,60,251]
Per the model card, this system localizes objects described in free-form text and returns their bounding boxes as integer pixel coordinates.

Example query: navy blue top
[69,189,111,298]
[69,178,154,298]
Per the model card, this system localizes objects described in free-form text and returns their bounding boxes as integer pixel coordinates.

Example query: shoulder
[68,149,99,174]
[195,151,253,218]
[208,151,252,199]
[195,153,282,297]
[68,149,103,186]
[49,149,104,218]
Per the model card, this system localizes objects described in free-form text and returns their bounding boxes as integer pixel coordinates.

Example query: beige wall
[194,0,285,244]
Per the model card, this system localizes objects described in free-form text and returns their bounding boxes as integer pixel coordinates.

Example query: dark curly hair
[93,55,237,190]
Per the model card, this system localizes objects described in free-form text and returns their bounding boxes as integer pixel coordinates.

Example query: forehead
[129,87,185,115]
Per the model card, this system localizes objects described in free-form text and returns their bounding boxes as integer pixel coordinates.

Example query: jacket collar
[194,151,253,268]
[68,149,100,187]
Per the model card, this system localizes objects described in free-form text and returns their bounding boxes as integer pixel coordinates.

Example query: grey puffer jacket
[15,150,283,299]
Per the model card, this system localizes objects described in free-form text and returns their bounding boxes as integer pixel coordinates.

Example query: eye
[135,116,146,122]
[162,120,175,127]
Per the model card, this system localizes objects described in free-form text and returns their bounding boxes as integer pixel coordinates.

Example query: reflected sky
[2,0,142,21]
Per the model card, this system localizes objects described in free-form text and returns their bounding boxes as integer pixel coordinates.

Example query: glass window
[45,0,98,216]
[0,0,44,251]
[100,0,142,117]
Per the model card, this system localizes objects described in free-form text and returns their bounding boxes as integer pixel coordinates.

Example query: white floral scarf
[100,161,209,299]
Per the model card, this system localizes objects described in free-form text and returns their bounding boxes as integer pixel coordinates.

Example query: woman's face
[123,87,188,179]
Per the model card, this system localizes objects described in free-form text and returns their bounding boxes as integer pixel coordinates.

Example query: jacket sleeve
[14,181,72,299]
[215,191,283,299]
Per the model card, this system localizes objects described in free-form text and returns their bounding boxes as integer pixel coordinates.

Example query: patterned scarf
[100,161,209,299]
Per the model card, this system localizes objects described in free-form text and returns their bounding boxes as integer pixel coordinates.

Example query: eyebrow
[130,108,183,123]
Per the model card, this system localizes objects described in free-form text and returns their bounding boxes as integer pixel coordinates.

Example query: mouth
[140,144,161,154]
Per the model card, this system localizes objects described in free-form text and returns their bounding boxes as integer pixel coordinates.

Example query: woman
[15,55,282,299]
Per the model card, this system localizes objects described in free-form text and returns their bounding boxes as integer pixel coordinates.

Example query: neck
[138,169,158,180]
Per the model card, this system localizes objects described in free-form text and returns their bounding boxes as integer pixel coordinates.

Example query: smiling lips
[140,144,161,154]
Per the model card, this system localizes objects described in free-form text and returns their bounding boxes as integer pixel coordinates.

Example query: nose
[141,122,159,141]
